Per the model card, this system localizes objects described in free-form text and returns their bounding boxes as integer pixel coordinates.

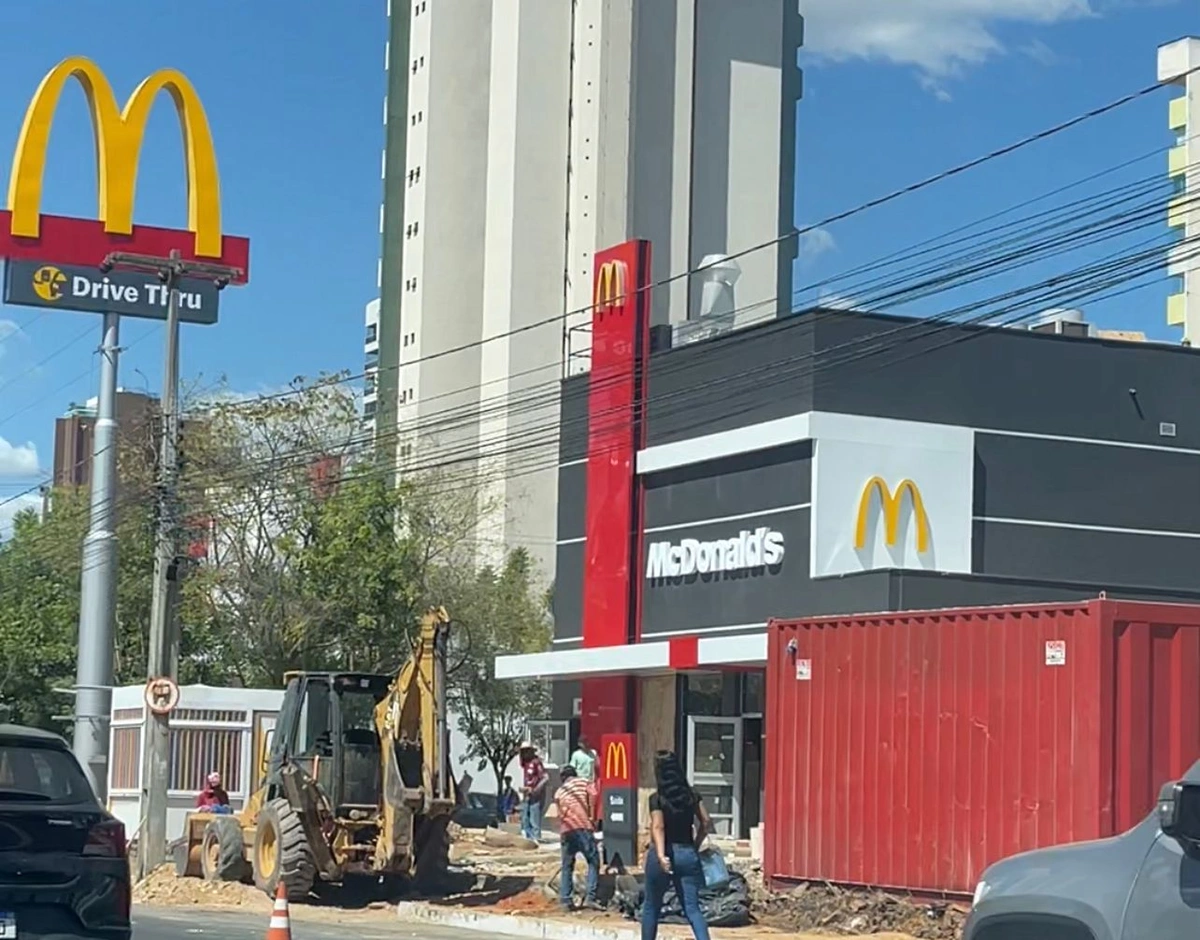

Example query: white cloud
[0,438,39,477]
[797,226,837,260]
[0,493,40,540]
[800,0,1092,86]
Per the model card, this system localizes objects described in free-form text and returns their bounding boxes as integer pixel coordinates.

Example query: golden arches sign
[7,56,223,258]
[853,477,931,554]
[604,740,629,781]
[594,260,627,311]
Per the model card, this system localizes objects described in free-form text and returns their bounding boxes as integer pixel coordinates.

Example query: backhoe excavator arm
[372,606,456,871]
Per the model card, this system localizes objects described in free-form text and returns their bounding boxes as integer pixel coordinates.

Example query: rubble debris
[483,827,540,850]
[733,862,967,940]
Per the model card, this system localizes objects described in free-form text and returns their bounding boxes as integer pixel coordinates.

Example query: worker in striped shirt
[553,764,601,911]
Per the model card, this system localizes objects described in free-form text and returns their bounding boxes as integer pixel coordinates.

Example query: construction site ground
[132,826,967,940]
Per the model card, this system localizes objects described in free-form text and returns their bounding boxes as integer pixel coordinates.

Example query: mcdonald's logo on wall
[0,56,250,280]
[854,477,931,553]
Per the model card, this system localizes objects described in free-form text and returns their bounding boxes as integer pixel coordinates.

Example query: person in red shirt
[196,772,231,813]
[518,742,548,840]
[553,765,600,911]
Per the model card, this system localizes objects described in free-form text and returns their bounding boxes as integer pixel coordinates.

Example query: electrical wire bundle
[2,68,1199,575]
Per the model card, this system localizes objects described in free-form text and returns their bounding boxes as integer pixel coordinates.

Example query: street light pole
[100,250,240,879]
[71,310,121,800]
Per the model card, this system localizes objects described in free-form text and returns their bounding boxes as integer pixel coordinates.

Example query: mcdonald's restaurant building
[496,239,1200,840]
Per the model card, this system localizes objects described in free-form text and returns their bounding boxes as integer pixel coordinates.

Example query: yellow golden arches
[7,56,223,257]
[854,476,931,554]
[594,260,627,311]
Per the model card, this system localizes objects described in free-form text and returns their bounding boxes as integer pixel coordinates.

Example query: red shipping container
[763,598,1200,896]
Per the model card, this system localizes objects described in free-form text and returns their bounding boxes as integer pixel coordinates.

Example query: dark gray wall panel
[975,433,1200,533]
[812,312,1200,448]
[552,540,585,642]
[645,316,814,447]
[892,570,1200,611]
[973,520,1200,593]
[642,442,812,530]
[560,374,590,462]
[552,680,581,721]
[556,463,587,541]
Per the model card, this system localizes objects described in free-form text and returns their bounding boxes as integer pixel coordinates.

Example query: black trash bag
[616,871,752,928]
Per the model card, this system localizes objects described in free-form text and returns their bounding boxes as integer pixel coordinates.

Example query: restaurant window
[526,720,569,767]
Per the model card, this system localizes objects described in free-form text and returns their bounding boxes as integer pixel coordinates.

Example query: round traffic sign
[144,676,180,716]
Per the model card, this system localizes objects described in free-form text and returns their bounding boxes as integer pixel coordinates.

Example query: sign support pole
[71,309,121,802]
[89,249,240,881]
[141,250,182,879]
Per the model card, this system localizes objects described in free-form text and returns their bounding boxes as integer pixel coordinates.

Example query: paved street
[133,906,492,940]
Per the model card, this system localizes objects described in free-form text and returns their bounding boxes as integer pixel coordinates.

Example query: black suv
[0,723,130,939]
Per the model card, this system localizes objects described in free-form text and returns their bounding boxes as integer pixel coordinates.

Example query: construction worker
[518,741,548,840]
[553,765,600,911]
[196,771,232,813]
[569,735,597,781]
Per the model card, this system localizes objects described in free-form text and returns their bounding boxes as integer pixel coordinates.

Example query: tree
[0,484,177,728]
[179,375,487,684]
[443,548,553,795]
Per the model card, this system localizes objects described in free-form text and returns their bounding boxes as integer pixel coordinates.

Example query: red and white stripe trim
[494,631,766,679]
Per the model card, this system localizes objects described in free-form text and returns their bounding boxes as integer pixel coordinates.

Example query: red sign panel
[600,733,637,789]
[581,239,651,649]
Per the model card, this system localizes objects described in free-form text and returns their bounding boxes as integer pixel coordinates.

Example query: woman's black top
[648,787,701,845]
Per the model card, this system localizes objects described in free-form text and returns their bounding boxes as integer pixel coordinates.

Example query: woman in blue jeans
[641,750,712,940]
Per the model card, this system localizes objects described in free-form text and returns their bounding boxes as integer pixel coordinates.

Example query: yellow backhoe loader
[175,607,460,900]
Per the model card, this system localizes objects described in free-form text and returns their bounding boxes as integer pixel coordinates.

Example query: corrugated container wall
[764,599,1200,896]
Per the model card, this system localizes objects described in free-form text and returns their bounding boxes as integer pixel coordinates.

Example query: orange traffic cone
[266,882,292,940]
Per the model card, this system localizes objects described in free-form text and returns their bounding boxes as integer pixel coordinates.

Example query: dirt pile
[493,887,564,914]
[132,864,267,910]
[750,879,965,939]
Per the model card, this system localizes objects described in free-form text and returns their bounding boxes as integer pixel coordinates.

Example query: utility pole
[101,250,240,880]
[71,310,121,800]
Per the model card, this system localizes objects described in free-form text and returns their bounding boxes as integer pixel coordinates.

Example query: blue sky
[0,0,1195,531]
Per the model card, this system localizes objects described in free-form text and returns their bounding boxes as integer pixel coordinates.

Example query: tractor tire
[412,814,452,896]
[252,798,316,902]
[200,816,247,882]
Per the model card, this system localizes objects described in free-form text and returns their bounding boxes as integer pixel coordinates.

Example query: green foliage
[0,374,554,769]
[0,487,176,728]
[441,548,553,792]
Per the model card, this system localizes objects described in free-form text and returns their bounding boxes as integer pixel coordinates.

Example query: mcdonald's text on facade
[0,57,250,282]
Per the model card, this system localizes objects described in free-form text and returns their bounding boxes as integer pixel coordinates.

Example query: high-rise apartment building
[363,297,380,434]
[1160,37,1200,343]
[371,0,804,579]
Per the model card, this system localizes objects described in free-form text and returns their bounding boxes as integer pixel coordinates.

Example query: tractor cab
[269,671,393,814]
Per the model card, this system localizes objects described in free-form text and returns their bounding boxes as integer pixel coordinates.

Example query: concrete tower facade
[371,0,804,581]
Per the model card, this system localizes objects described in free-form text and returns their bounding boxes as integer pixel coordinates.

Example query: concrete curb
[395,902,641,940]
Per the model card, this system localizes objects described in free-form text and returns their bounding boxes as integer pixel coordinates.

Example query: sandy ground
[133,829,967,940]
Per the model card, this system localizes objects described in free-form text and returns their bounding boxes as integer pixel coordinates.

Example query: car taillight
[83,818,126,858]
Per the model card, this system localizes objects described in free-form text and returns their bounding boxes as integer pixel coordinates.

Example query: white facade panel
[809,414,975,578]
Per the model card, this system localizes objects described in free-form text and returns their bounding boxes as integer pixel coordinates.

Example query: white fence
[107,683,283,844]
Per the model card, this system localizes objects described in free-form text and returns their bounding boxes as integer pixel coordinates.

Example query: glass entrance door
[687,716,742,838]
